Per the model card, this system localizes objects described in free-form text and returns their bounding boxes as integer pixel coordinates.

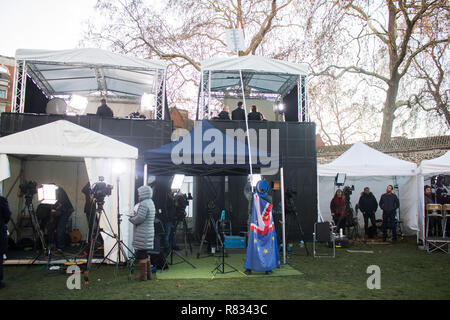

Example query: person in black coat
[217,106,231,120]
[358,187,378,238]
[96,98,114,117]
[379,185,400,242]
[49,186,74,251]
[247,105,263,121]
[231,101,245,120]
[0,196,12,289]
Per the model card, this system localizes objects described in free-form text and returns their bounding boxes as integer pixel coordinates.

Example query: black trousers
[362,211,377,235]
[382,210,397,240]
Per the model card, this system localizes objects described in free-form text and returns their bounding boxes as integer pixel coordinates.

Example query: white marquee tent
[0,120,138,263]
[418,150,450,241]
[317,142,419,236]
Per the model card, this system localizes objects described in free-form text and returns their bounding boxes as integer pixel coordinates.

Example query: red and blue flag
[244,193,280,272]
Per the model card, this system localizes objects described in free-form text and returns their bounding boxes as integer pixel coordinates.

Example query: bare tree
[312,0,449,142]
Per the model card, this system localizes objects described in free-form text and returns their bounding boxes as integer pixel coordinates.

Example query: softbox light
[38,184,59,205]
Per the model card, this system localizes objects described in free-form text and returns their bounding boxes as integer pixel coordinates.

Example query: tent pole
[280,166,286,264]
[143,164,148,186]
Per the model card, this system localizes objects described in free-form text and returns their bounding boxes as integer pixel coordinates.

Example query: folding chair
[313,222,335,258]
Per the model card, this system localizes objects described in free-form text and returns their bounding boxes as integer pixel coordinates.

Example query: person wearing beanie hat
[129,185,155,281]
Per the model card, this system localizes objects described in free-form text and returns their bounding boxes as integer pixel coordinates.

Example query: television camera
[19,181,38,203]
[91,176,113,209]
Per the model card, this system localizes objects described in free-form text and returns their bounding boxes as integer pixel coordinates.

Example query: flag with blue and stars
[244,193,280,272]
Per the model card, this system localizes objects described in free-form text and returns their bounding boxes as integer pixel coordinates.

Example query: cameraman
[164,192,179,250]
[0,196,11,289]
[50,186,74,251]
[330,189,347,233]
[358,187,378,239]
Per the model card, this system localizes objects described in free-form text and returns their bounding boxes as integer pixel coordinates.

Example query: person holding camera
[330,189,347,233]
[129,185,155,281]
[379,185,399,242]
[358,187,378,239]
[0,196,11,289]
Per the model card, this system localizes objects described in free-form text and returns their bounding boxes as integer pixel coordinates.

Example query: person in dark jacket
[379,185,400,242]
[96,98,114,117]
[164,192,179,250]
[0,196,12,289]
[231,101,245,120]
[424,185,441,237]
[129,185,155,281]
[217,106,231,120]
[49,186,74,251]
[358,187,378,238]
[247,105,263,120]
[330,189,347,233]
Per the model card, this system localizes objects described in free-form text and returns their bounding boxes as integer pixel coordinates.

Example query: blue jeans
[164,221,178,248]
[382,210,397,240]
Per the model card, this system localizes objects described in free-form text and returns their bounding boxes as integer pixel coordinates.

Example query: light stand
[211,217,243,280]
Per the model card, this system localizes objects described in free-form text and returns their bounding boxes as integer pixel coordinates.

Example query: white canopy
[0,120,138,263]
[201,55,308,96]
[317,142,419,236]
[15,48,167,98]
[417,150,450,241]
[318,142,417,177]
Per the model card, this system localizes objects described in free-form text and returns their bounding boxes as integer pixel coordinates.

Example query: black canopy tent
[143,119,288,263]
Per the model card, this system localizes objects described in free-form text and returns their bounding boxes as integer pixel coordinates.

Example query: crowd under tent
[0,120,138,264]
[143,120,291,263]
[197,55,309,122]
[418,150,450,242]
[12,48,168,119]
[317,142,419,237]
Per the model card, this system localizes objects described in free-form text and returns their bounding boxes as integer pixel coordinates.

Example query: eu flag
[244,193,280,272]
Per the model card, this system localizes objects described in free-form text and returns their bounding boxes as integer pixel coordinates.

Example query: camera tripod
[180,217,193,256]
[197,212,223,258]
[162,223,196,271]
[84,199,134,283]
[286,197,310,256]
[211,220,243,279]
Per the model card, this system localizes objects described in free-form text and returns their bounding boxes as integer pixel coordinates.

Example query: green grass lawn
[1,237,449,300]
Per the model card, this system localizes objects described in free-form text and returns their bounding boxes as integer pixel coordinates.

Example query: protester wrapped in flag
[244,192,280,274]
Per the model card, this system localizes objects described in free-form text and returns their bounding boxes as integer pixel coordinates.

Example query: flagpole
[280,166,286,264]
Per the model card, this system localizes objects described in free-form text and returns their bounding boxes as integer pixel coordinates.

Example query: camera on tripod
[19,181,38,200]
[174,192,190,221]
[91,176,113,206]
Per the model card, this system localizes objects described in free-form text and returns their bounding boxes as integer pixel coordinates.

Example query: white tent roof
[0,120,138,159]
[318,142,417,176]
[15,48,167,98]
[201,55,308,96]
[419,150,450,177]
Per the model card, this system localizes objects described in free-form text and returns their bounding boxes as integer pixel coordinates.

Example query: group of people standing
[215,101,266,121]
[330,185,400,242]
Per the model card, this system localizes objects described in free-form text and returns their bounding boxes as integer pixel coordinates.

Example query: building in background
[0,55,15,113]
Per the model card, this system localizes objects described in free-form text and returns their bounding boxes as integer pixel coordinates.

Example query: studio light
[141,93,156,111]
[171,174,185,190]
[335,173,346,187]
[113,160,127,175]
[277,103,285,112]
[37,184,59,205]
[249,174,262,187]
[68,95,88,112]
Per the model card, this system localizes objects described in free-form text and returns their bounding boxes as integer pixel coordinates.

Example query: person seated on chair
[330,189,347,234]
[358,187,378,239]
[129,185,155,281]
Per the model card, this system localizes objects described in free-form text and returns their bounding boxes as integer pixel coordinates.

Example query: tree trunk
[379,78,400,143]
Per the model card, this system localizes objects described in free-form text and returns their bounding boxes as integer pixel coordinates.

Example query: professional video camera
[174,192,189,221]
[91,176,113,207]
[19,181,38,202]
[342,185,355,203]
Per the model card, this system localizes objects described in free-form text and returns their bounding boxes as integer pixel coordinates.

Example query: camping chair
[313,222,335,258]
[425,204,448,253]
